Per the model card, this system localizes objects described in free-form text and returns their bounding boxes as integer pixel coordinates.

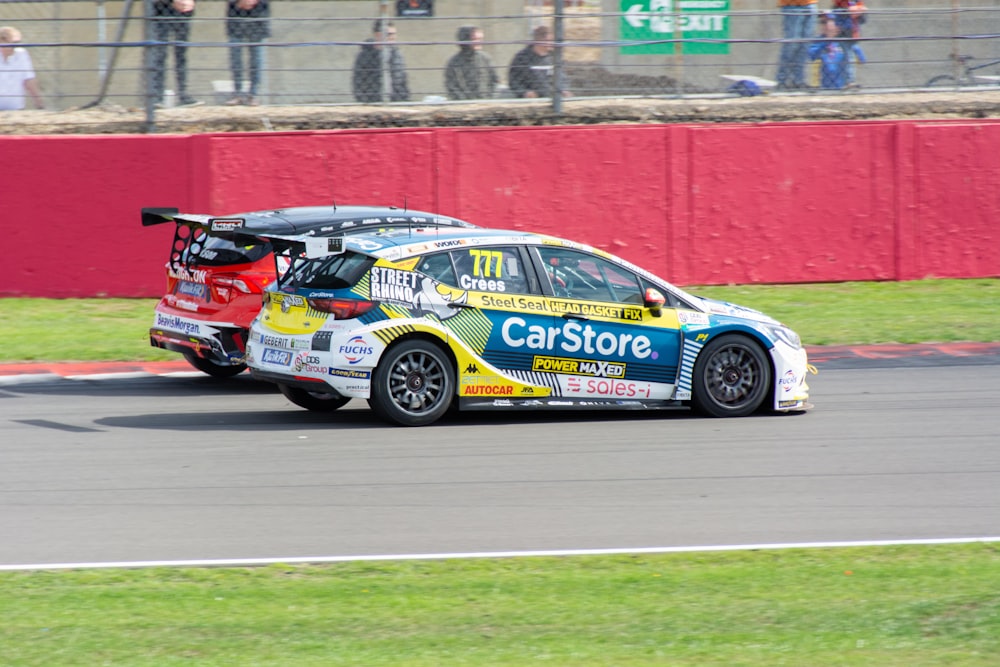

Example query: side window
[415,252,458,286]
[449,246,529,294]
[537,247,643,304]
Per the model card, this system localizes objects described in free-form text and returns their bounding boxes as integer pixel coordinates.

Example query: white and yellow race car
[243,224,812,426]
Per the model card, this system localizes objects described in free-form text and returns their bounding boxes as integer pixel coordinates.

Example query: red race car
[142,205,477,377]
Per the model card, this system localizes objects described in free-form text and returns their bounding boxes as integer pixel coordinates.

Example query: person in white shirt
[0,26,44,110]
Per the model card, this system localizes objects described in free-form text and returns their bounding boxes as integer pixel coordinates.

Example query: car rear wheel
[183,352,247,378]
[368,340,453,427]
[691,334,771,417]
[277,384,351,412]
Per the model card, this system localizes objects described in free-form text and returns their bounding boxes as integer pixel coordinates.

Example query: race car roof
[340,226,557,259]
[140,205,477,237]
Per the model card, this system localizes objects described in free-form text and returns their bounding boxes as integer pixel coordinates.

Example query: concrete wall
[3,120,998,298]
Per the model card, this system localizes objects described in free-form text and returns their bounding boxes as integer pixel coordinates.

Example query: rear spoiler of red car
[141,207,179,226]
[141,207,224,229]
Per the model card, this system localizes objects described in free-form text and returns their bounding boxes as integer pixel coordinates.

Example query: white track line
[3,536,999,572]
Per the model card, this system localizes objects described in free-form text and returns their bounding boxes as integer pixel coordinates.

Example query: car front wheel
[691,334,771,417]
[277,384,352,412]
[368,340,453,427]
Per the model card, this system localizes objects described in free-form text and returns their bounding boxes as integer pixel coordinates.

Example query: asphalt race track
[2,346,999,568]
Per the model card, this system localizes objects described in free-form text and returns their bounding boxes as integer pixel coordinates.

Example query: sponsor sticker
[262,348,292,366]
[154,313,201,335]
[502,316,655,360]
[463,384,514,396]
[330,368,372,380]
[677,310,711,327]
[531,355,627,378]
[253,332,292,348]
[338,336,374,364]
[210,218,244,232]
[271,293,306,309]
[778,369,798,392]
[176,280,208,300]
[566,377,653,398]
[370,266,419,303]
[292,352,327,374]
[547,300,643,321]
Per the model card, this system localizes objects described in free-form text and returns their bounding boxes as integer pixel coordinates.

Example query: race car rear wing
[141,208,215,228]
[141,207,253,275]
[141,205,473,274]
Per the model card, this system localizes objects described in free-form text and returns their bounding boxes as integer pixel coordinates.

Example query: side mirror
[644,287,666,316]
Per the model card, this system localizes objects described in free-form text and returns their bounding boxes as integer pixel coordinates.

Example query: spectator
[775,0,819,90]
[831,0,867,38]
[444,25,498,100]
[508,25,570,98]
[0,26,44,110]
[830,0,867,85]
[150,0,202,107]
[809,16,865,89]
[225,0,270,106]
[352,20,410,103]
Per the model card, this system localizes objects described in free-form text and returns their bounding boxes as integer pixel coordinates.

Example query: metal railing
[2,0,1000,129]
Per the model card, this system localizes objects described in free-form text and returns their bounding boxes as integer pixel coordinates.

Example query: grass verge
[1,278,998,363]
[3,544,999,666]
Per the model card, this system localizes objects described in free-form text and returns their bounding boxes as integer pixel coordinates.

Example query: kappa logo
[464,363,481,374]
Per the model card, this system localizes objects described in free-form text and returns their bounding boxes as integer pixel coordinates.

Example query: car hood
[691,296,782,326]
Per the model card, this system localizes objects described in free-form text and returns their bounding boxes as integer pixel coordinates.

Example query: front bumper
[771,344,812,412]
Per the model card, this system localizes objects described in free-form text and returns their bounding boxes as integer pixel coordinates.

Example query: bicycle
[925,53,1000,87]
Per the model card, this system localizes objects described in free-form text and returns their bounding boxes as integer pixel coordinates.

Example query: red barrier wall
[3,121,998,298]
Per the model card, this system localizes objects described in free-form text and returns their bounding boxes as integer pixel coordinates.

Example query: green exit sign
[620,0,730,55]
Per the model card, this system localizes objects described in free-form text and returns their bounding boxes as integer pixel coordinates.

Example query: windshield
[277,251,375,291]
[184,234,271,267]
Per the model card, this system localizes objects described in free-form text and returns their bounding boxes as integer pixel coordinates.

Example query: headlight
[767,325,801,350]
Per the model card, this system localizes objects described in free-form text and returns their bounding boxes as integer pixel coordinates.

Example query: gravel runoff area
[4,89,1000,135]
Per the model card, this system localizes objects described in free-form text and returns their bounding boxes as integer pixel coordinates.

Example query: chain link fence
[3,0,1000,121]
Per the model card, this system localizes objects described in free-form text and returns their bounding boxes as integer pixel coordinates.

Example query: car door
[418,245,556,395]
[530,246,683,401]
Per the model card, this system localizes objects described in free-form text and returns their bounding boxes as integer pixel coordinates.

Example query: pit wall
[3,120,999,298]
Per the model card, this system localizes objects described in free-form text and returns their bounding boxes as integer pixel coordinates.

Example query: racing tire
[183,352,247,378]
[691,334,772,418]
[277,384,352,412]
[925,75,959,87]
[368,340,454,427]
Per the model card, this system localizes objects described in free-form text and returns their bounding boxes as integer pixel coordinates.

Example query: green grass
[690,278,1000,345]
[2,545,999,666]
[1,278,998,362]
[3,279,999,665]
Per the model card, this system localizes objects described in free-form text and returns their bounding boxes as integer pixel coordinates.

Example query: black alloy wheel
[368,340,453,427]
[691,334,771,417]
